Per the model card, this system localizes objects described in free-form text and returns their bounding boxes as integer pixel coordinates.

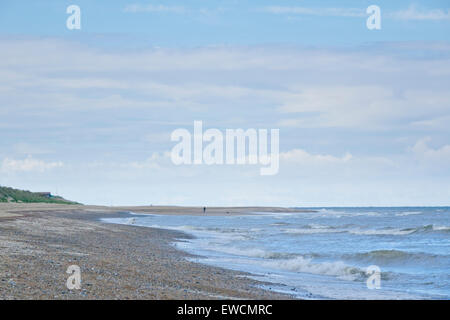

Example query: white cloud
[262,6,365,17]
[13,143,51,155]
[277,86,450,128]
[263,5,450,22]
[410,115,450,129]
[1,38,449,133]
[127,152,171,169]
[1,157,63,172]
[1,38,449,130]
[391,5,450,21]
[124,4,185,14]
[411,137,450,161]
[280,149,352,164]
[1,37,449,205]
[144,132,172,143]
[0,38,401,73]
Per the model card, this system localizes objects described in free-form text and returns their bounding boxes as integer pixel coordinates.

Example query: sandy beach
[0,203,299,300]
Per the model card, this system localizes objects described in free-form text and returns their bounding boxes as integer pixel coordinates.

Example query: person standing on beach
[203,207,206,214]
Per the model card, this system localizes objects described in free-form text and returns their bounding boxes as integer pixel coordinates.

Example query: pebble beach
[0,204,292,300]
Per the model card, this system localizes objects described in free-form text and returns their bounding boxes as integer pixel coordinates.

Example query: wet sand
[0,203,298,299]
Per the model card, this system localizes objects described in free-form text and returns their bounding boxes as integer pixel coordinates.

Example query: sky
[0,1,449,206]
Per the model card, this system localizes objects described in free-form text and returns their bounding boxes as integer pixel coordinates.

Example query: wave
[348,228,415,236]
[427,225,450,232]
[270,222,291,226]
[408,224,450,234]
[315,209,382,217]
[252,212,295,217]
[395,211,422,216]
[143,224,253,235]
[261,256,365,280]
[281,222,450,237]
[284,225,343,235]
[204,245,296,260]
[344,249,447,266]
[348,224,450,236]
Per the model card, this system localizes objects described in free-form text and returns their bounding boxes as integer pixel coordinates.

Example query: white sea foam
[251,211,295,218]
[202,245,292,259]
[314,209,382,218]
[432,225,450,231]
[396,211,422,216]
[260,256,363,280]
[348,228,416,236]
[284,227,341,235]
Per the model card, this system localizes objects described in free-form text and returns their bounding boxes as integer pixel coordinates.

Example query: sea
[103,207,449,299]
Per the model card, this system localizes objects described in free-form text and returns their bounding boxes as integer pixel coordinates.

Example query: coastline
[0,203,315,219]
[0,203,294,299]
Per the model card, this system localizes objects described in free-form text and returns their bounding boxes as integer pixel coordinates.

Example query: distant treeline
[0,186,78,204]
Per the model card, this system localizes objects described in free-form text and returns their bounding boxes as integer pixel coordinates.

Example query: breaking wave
[284,224,343,235]
[348,228,415,236]
[348,224,450,236]
[396,211,423,216]
[260,256,365,280]
[204,245,296,259]
[344,249,446,266]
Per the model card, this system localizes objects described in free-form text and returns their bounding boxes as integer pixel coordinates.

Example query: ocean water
[103,207,449,299]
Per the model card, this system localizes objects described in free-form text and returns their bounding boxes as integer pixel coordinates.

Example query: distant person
[203,207,206,214]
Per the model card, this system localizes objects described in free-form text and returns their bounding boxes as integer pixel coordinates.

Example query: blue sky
[1,0,449,45]
[0,1,449,206]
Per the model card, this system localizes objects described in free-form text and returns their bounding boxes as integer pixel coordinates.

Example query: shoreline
[0,203,294,299]
[0,203,316,219]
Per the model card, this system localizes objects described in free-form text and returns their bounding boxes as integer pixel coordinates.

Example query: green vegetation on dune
[0,186,79,204]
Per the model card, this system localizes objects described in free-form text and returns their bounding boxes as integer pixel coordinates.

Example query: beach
[0,203,293,300]
[1,204,448,300]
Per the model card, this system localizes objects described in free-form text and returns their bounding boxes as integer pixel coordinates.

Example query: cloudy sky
[0,0,449,206]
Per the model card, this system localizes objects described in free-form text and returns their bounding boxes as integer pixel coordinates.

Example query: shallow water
[103,207,450,299]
